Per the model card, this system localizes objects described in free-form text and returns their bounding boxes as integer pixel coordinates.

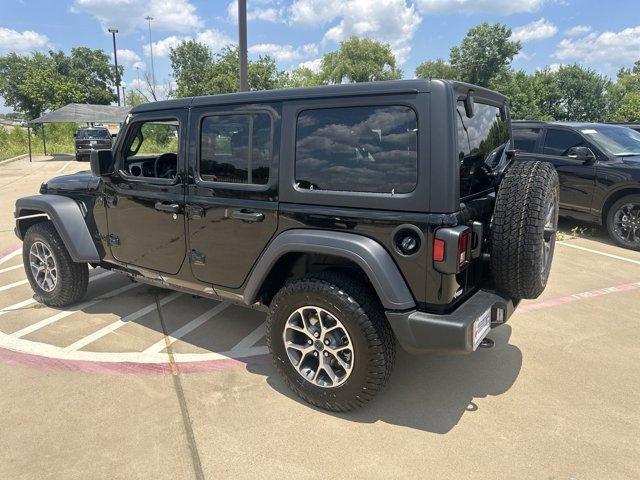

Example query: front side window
[456,101,509,197]
[543,129,586,156]
[578,125,640,156]
[295,105,418,194]
[200,113,272,185]
[122,119,179,179]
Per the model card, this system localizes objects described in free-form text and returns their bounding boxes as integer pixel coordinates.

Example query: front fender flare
[15,194,100,263]
[243,229,416,311]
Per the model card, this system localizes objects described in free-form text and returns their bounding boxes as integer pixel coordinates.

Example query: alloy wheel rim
[542,191,558,281]
[282,306,353,388]
[29,241,57,292]
[613,203,640,246]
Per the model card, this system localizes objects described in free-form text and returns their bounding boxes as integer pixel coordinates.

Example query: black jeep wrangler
[15,80,559,411]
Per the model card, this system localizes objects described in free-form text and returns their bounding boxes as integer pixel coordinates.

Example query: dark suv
[74,126,113,161]
[514,121,640,250]
[15,80,559,411]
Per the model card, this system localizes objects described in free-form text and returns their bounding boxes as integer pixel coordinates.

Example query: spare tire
[491,160,559,299]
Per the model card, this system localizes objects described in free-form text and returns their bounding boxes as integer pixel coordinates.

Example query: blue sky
[1,0,640,111]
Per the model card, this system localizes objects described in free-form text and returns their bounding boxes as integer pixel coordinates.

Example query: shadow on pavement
[247,324,522,434]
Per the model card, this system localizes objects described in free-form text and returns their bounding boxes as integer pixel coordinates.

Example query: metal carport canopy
[27,103,131,162]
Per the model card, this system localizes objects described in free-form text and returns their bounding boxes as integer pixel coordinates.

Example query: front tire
[23,221,89,307]
[606,195,640,251]
[266,273,395,412]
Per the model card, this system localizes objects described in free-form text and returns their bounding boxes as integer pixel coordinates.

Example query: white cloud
[248,43,317,63]
[511,18,557,43]
[227,1,283,23]
[565,25,592,37]
[71,0,203,34]
[298,58,322,73]
[288,0,421,65]
[415,0,546,15]
[0,28,49,54]
[114,48,141,66]
[555,26,640,65]
[144,29,233,57]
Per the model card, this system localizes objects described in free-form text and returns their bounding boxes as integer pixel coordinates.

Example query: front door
[104,109,187,274]
[186,105,279,289]
[538,127,598,215]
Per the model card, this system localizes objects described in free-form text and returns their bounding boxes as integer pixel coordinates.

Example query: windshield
[579,125,640,156]
[77,129,111,139]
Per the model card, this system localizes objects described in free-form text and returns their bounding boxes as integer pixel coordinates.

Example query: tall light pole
[238,0,248,92]
[145,16,156,97]
[108,27,121,106]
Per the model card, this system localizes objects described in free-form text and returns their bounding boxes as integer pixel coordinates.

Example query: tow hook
[479,338,494,349]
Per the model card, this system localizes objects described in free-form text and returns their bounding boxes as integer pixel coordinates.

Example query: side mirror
[90,149,114,177]
[567,146,596,163]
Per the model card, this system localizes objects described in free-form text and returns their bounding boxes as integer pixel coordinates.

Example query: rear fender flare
[15,194,100,263]
[243,229,416,310]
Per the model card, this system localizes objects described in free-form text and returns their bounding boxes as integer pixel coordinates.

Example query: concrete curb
[0,154,28,166]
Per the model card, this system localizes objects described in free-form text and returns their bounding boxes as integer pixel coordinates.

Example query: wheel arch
[601,187,640,225]
[243,229,416,311]
[15,195,100,263]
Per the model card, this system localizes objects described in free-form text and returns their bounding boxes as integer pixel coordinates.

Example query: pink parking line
[518,281,640,314]
[0,347,271,375]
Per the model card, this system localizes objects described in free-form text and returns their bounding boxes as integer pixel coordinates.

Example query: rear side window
[543,129,586,156]
[456,101,509,197]
[513,127,540,152]
[200,113,272,185]
[295,105,418,194]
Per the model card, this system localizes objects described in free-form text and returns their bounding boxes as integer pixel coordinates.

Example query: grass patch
[0,123,77,161]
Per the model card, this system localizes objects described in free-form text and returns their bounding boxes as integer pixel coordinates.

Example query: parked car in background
[513,121,640,250]
[74,126,113,161]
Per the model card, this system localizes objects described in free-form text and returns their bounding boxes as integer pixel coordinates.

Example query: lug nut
[323,352,329,357]
[314,332,320,338]
[313,351,318,357]
[324,339,330,345]
[307,340,312,345]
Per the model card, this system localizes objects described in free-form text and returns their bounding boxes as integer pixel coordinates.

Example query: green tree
[415,58,459,80]
[608,60,640,121]
[0,48,117,119]
[169,40,214,97]
[320,37,402,84]
[449,23,521,87]
[554,64,610,121]
[125,89,148,106]
[278,66,323,88]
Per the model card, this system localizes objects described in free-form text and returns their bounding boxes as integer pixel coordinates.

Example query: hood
[620,155,640,166]
[41,171,101,194]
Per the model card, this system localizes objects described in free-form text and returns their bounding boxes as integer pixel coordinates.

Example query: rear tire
[266,272,395,412]
[606,194,640,251]
[491,161,559,299]
[23,221,89,307]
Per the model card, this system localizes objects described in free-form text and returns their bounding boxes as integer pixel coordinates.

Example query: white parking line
[557,241,640,266]
[0,279,28,292]
[231,322,266,352]
[63,291,183,352]
[142,302,230,354]
[10,280,138,338]
[56,160,72,174]
[0,249,21,266]
[0,270,116,317]
[0,264,22,274]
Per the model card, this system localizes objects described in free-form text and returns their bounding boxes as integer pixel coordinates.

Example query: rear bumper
[386,290,518,354]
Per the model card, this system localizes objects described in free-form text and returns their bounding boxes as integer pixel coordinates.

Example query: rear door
[538,127,597,215]
[185,104,280,288]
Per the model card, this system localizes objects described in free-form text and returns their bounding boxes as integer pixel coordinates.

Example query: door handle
[231,210,265,222]
[155,201,180,213]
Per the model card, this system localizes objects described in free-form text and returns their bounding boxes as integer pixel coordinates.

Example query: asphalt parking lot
[0,154,639,479]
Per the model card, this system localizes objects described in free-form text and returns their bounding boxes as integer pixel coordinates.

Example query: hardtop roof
[129,79,508,114]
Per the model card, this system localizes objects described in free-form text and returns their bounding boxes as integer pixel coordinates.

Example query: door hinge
[186,205,205,220]
[190,249,206,265]
[105,234,120,246]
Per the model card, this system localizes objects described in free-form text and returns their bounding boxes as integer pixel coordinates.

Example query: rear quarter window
[294,105,418,194]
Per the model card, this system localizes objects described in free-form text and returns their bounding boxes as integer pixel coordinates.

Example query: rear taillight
[433,238,445,262]
[433,226,472,274]
[457,229,471,271]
